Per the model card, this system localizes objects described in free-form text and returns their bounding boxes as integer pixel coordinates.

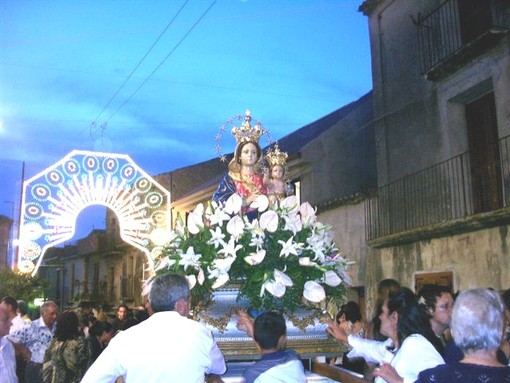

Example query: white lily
[278,236,303,258]
[262,279,286,298]
[338,268,353,286]
[303,281,326,302]
[324,270,342,286]
[193,203,205,217]
[298,257,317,267]
[187,211,203,235]
[225,193,243,215]
[299,202,316,226]
[207,203,231,227]
[250,194,269,212]
[218,237,242,258]
[280,195,299,213]
[262,269,294,298]
[197,268,205,285]
[211,273,230,289]
[244,249,266,265]
[249,234,264,248]
[259,210,279,233]
[186,274,197,289]
[207,226,225,248]
[179,247,202,271]
[212,256,236,273]
[226,215,245,239]
[283,212,302,235]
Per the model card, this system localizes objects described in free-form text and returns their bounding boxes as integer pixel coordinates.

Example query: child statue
[264,143,289,206]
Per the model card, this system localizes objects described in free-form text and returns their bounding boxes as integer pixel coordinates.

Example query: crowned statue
[263,142,289,206]
[212,111,268,220]
[155,109,352,344]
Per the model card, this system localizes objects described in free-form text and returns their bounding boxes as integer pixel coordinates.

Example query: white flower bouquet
[154,194,352,313]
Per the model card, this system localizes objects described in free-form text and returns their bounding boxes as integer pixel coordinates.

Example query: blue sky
[0,0,372,240]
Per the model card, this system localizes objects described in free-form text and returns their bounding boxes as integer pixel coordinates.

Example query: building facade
[361,0,510,315]
[0,215,13,269]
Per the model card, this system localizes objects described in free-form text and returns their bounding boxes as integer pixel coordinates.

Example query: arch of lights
[17,150,171,276]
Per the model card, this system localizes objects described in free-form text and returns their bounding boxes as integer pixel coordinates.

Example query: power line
[103,0,217,124]
[90,0,190,129]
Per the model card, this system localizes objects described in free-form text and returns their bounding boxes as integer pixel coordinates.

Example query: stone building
[361,0,510,315]
[41,0,510,317]
[0,214,13,269]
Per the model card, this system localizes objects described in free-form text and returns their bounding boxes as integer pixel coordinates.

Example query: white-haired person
[417,288,510,382]
[81,273,226,383]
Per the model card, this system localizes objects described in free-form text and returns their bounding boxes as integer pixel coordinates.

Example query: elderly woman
[327,287,444,383]
[417,288,510,382]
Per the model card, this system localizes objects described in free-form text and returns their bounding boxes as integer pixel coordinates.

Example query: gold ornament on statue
[231,110,265,144]
[265,143,288,167]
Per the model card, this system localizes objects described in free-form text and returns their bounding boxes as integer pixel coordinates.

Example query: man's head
[253,311,287,352]
[149,273,190,316]
[17,300,29,317]
[0,304,12,337]
[1,296,18,319]
[117,305,128,320]
[417,284,453,333]
[40,301,58,328]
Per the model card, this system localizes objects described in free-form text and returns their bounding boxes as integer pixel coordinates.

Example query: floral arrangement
[153,194,352,313]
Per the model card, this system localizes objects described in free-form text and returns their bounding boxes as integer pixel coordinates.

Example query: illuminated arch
[17,150,171,276]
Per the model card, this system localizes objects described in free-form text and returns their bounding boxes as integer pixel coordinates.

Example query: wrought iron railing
[416,0,505,77]
[366,134,510,240]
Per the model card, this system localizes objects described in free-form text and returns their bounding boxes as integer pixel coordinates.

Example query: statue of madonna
[213,112,267,219]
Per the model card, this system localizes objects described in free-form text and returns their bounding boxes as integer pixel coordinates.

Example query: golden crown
[231,110,265,144]
[266,143,288,167]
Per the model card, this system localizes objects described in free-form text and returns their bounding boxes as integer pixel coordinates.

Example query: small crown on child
[231,110,265,144]
[266,143,288,167]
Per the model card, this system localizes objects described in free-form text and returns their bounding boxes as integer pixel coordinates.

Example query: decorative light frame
[17,150,171,276]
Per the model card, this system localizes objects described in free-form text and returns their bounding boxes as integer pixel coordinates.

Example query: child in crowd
[239,311,306,383]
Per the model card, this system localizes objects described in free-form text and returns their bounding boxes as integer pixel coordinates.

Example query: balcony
[366,134,510,244]
[416,0,509,81]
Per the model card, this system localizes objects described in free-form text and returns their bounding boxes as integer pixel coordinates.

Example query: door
[466,92,502,213]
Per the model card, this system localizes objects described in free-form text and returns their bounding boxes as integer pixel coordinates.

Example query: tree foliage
[0,268,49,302]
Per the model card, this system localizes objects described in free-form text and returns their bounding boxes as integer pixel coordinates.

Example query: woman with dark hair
[85,321,114,363]
[368,278,401,341]
[327,287,444,382]
[42,310,91,383]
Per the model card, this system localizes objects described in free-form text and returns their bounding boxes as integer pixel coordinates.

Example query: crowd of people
[1,275,510,383]
[0,295,149,383]
[1,129,510,382]
[325,281,510,383]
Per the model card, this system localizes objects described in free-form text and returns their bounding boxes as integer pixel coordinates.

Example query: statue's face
[271,165,284,180]
[239,142,259,167]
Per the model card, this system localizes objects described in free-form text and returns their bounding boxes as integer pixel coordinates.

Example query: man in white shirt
[0,297,26,334]
[0,304,18,383]
[81,273,227,383]
[9,301,58,383]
